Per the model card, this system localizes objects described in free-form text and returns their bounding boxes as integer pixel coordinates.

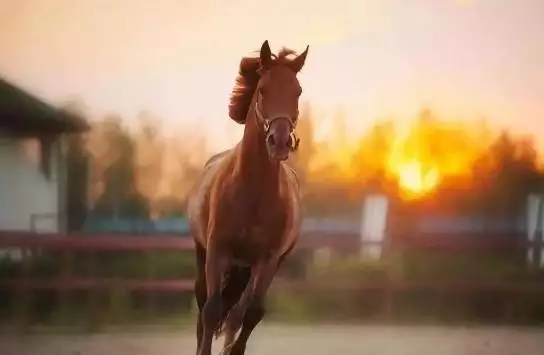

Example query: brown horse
[186,40,309,355]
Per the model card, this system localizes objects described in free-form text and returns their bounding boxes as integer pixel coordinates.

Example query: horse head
[228,40,309,161]
[256,40,308,161]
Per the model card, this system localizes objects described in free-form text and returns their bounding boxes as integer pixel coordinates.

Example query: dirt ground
[1,324,543,355]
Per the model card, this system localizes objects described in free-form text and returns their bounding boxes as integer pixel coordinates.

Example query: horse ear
[260,40,273,68]
[290,45,309,73]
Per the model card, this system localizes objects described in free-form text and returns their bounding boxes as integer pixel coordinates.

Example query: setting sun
[309,112,490,200]
[394,161,440,198]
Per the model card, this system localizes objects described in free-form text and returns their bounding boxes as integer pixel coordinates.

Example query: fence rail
[1,230,543,330]
[1,230,542,250]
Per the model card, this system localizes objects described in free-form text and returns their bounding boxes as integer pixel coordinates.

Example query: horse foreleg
[223,303,265,355]
[222,258,278,349]
[221,328,238,355]
[195,276,207,353]
[194,242,207,354]
[218,266,252,354]
[198,248,228,355]
[225,250,295,355]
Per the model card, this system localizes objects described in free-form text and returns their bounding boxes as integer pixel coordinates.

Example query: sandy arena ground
[1,324,543,355]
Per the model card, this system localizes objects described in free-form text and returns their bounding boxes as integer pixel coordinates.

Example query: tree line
[62,101,544,232]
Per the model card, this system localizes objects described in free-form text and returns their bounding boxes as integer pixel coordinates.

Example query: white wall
[0,133,61,233]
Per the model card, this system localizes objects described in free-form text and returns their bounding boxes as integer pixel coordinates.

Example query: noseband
[255,101,300,152]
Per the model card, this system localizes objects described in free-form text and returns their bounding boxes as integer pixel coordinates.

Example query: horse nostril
[267,134,276,146]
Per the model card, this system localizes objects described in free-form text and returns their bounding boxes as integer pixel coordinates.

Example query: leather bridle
[255,100,300,152]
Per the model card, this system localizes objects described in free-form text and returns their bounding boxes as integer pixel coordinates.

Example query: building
[0,77,89,234]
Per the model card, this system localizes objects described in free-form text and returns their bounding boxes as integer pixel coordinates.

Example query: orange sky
[1,0,543,150]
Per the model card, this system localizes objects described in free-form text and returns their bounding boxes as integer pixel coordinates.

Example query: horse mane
[228,47,300,124]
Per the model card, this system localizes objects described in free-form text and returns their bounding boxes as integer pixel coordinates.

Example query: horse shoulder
[204,149,232,168]
[277,163,301,256]
[187,149,236,245]
[280,163,301,200]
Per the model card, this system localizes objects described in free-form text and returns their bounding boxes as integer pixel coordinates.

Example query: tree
[60,100,91,231]
[89,115,150,219]
[133,111,166,215]
[472,130,542,215]
[351,119,395,186]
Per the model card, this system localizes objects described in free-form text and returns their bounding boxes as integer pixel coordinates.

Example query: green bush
[0,250,197,328]
[2,250,544,328]
[397,251,530,282]
[269,253,544,325]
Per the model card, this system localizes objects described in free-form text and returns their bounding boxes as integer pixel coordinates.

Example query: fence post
[15,248,32,333]
[146,250,156,320]
[360,194,394,319]
[382,235,396,321]
[360,194,389,260]
[527,194,544,268]
[86,251,100,331]
[58,250,73,325]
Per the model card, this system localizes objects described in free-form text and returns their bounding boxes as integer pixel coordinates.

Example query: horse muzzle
[265,118,299,161]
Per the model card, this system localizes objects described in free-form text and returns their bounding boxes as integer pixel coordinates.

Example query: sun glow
[309,114,491,200]
[393,160,440,198]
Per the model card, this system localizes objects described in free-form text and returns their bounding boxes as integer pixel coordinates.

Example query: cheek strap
[290,131,300,152]
[255,100,300,152]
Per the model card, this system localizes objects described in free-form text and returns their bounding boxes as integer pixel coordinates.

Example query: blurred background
[1,0,544,354]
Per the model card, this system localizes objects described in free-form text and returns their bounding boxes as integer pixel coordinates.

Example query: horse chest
[209,175,295,264]
[235,205,286,237]
[230,221,285,265]
[229,187,286,226]
[229,202,288,262]
[242,219,285,240]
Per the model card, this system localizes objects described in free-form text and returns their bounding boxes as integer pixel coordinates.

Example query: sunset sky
[1,0,543,150]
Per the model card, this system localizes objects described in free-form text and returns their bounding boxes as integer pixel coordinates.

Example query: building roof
[0,77,90,136]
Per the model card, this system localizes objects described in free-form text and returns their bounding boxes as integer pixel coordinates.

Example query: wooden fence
[0,230,543,330]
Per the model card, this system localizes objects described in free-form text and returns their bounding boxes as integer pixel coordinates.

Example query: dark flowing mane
[228,48,300,124]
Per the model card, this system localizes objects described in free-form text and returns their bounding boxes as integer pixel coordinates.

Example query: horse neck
[234,100,280,190]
